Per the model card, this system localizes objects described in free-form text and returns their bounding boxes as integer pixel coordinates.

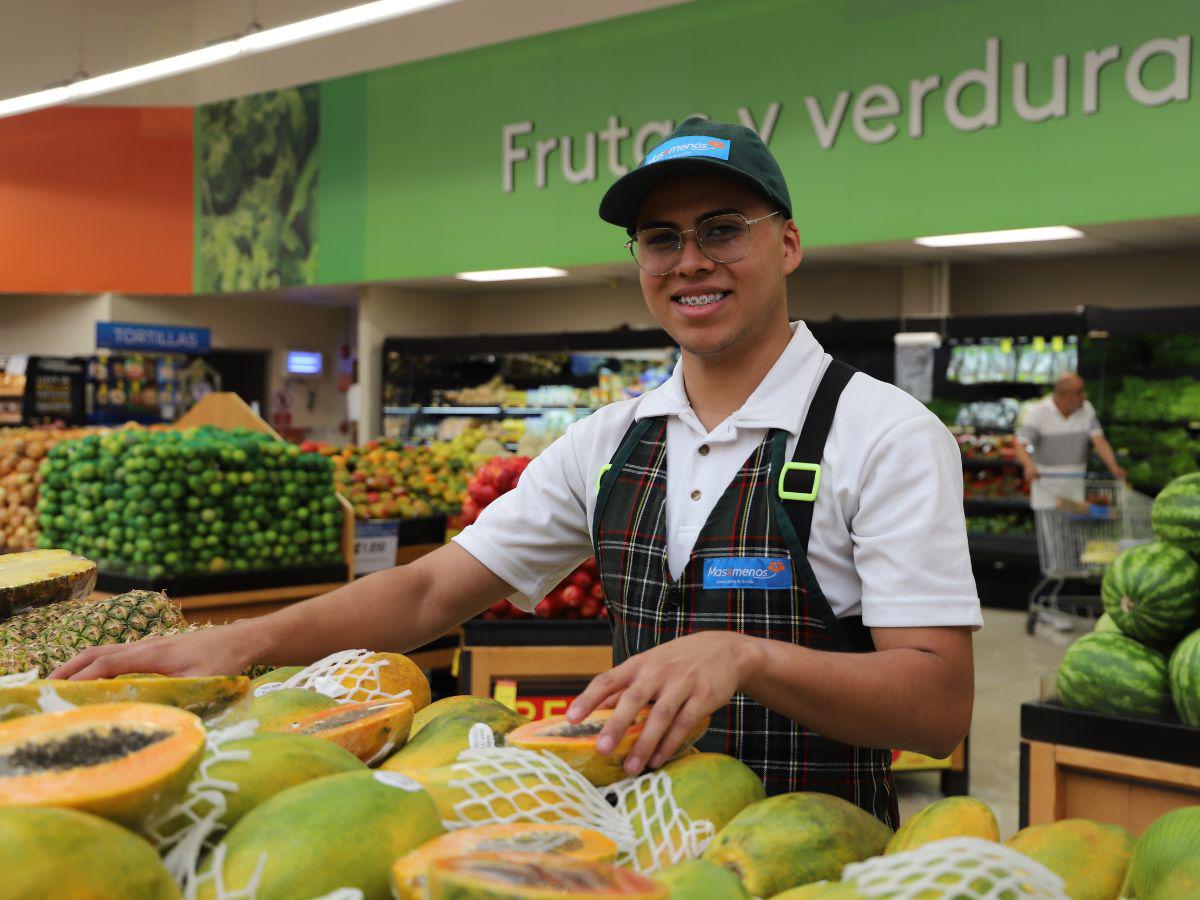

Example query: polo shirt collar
[634,321,827,437]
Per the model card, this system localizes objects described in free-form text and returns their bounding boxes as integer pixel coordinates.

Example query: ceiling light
[455,267,569,283]
[914,226,1085,247]
[0,0,458,120]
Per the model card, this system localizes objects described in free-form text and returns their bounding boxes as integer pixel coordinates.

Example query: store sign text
[501,33,1191,193]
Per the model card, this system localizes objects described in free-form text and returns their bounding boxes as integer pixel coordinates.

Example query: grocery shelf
[462,618,612,646]
[961,457,1022,470]
[964,496,1031,511]
[967,532,1038,565]
[1020,700,1199,767]
[383,405,593,417]
[95,562,350,598]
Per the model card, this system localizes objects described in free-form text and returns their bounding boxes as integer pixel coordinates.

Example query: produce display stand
[1019,699,1200,834]
[892,739,970,796]
[456,619,613,701]
[88,393,355,624]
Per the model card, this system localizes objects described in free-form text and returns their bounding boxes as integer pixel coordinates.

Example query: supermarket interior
[1,1,1200,897]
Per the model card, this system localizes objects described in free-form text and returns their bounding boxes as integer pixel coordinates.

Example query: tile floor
[895,607,1080,838]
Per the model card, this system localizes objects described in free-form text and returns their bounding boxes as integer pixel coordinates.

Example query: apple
[568,570,592,590]
[590,581,605,600]
[560,584,584,609]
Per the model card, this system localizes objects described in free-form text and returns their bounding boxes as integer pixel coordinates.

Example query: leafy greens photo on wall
[197,84,319,292]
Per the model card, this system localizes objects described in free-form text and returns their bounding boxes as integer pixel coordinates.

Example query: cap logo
[642,135,731,167]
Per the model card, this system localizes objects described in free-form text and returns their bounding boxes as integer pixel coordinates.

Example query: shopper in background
[1014,373,1126,509]
[54,118,980,828]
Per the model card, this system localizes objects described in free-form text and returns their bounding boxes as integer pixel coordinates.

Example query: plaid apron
[592,416,898,827]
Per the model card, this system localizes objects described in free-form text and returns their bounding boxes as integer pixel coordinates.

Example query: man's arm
[568,625,973,776]
[1090,433,1126,481]
[51,543,513,679]
[1012,435,1039,485]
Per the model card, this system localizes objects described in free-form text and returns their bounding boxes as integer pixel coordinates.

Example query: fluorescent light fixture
[455,267,569,282]
[914,226,1085,248]
[0,0,458,119]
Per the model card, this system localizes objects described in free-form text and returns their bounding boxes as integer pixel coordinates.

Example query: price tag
[353,520,400,576]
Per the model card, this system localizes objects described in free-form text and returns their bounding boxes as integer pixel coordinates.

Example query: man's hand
[1021,461,1039,485]
[50,620,257,680]
[1111,465,1127,481]
[566,631,755,777]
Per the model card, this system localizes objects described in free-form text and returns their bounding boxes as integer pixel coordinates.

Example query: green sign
[201,0,1200,288]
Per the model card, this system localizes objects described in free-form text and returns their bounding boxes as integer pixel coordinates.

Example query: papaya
[148,732,365,838]
[0,701,205,829]
[771,882,865,899]
[248,665,304,690]
[426,852,667,899]
[622,753,765,871]
[1005,818,1134,900]
[652,859,750,899]
[701,792,892,897]
[220,686,339,729]
[412,694,505,735]
[340,651,431,709]
[381,698,528,772]
[0,806,179,899]
[393,823,618,900]
[196,769,445,900]
[506,707,709,787]
[885,796,1000,853]
[0,674,249,721]
[407,759,575,825]
[274,697,414,763]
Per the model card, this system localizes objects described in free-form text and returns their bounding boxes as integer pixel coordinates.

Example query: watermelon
[1124,806,1200,900]
[1100,542,1200,646]
[1056,632,1172,720]
[1152,473,1200,557]
[1168,629,1200,727]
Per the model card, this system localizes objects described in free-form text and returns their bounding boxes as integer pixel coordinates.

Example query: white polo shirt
[454,321,982,629]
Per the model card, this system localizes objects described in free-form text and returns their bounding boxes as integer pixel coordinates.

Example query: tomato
[590,581,605,600]
[568,569,592,590]
[580,598,600,618]
[560,584,584,609]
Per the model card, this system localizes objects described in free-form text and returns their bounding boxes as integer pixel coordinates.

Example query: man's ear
[782,219,803,275]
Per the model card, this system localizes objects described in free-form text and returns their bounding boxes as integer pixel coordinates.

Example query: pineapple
[0,641,72,677]
[0,596,91,646]
[0,549,97,616]
[36,590,185,652]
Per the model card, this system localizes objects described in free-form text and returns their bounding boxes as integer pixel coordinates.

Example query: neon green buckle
[778,462,821,501]
[597,463,612,492]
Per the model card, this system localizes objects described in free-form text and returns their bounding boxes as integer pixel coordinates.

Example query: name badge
[702,557,791,590]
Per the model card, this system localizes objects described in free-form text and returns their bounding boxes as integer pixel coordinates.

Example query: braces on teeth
[676,292,726,307]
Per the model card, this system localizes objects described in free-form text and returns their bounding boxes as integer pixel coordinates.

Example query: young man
[55,118,979,826]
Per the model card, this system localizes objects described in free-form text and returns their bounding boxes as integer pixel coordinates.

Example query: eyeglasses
[624,211,782,276]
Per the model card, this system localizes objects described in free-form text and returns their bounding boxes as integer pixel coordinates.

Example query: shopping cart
[1025,475,1154,635]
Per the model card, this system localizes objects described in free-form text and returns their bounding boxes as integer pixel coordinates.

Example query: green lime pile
[35,427,342,578]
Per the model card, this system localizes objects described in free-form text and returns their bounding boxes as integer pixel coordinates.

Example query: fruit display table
[457,619,613,702]
[1019,699,1200,834]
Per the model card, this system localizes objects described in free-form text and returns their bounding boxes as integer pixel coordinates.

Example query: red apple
[568,569,592,590]
[590,581,605,600]
[560,584,584,609]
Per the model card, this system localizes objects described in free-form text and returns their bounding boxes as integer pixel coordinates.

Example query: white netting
[277,649,412,705]
[605,769,716,872]
[308,891,363,900]
[433,745,636,856]
[143,719,260,893]
[842,837,1069,899]
[0,672,79,719]
[184,843,268,900]
[431,739,713,874]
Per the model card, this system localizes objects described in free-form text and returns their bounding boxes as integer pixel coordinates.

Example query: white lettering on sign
[500,31,1194,188]
[112,326,201,350]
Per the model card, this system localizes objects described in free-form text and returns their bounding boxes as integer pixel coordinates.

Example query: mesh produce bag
[604,768,717,871]
[0,669,78,717]
[270,649,411,705]
[143,720,260,892]
[842,837,1068,899]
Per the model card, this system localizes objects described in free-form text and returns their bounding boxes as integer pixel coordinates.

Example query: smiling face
[634,174,802,360]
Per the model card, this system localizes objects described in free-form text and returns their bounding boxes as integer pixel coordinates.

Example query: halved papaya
[339,651,431,710]
[0,675,249,722]
[0,701,205,828]
[273,697,414,762]
[392,823,618,900]
[426,852,667,899]
[506,707,709,787]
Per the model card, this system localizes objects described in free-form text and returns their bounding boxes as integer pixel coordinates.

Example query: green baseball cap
[598,116,792,232]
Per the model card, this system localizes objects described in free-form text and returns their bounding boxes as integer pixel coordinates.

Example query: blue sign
[702,557,792,590]
[642,135,731,167]
[96,322,211,354]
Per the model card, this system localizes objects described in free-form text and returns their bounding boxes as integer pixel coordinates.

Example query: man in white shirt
[57,118,978,826]
[1014,373,1126,509]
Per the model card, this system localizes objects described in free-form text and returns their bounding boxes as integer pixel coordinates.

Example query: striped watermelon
[1100,542,1200,646]
[1057,632,1172,720]
[1168,629,1200,727]
[1152,473,1200,556]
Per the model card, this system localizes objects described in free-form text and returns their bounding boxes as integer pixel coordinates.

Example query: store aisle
[896,607,1076,837]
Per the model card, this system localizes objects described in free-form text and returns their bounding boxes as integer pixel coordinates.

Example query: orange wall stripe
[0,106,193,295]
